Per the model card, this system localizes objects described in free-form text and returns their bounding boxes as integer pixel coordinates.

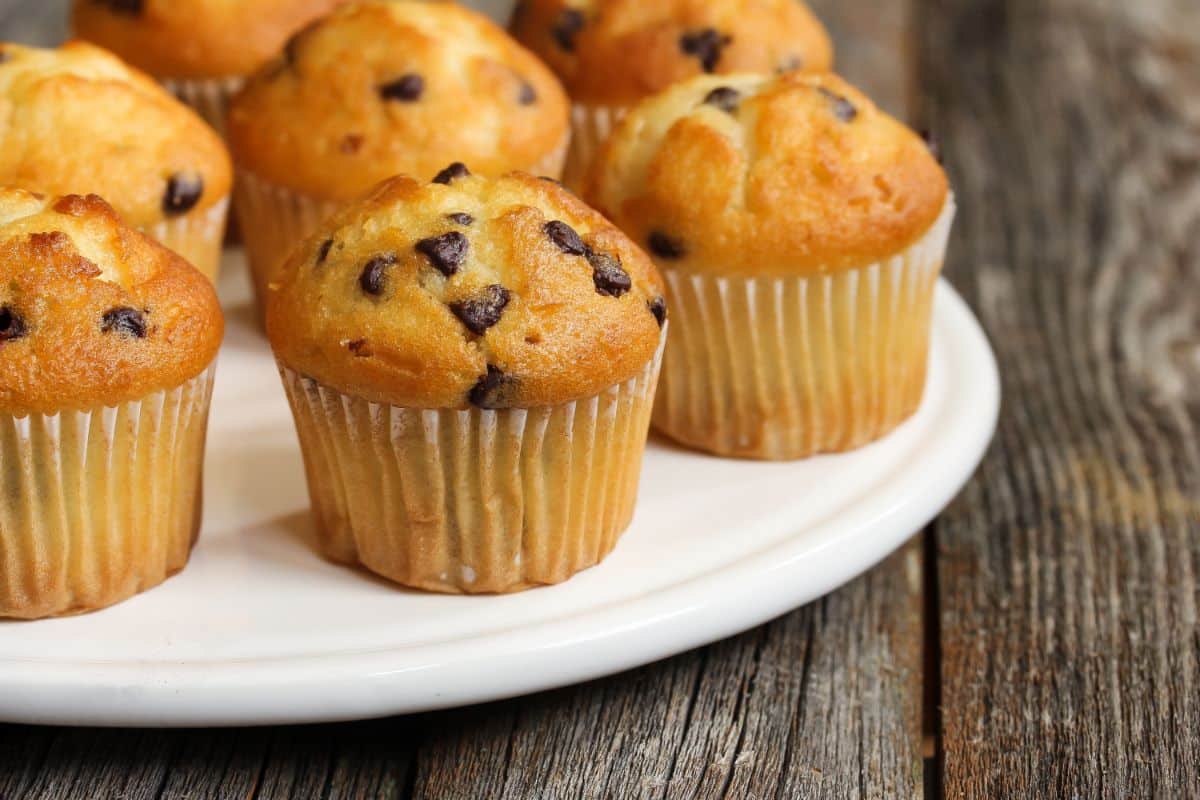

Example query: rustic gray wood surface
[1,0,1197,797]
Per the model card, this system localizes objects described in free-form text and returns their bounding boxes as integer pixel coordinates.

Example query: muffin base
[0,364,217,619]
[144,197,230,284]
[162,76,245,139]
[278,337,664,594]
[653,200,956,460]
[564,102,627,191]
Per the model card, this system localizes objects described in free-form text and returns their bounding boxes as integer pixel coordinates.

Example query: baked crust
[0,42,232,229]
[511,0,833,106]
[267,171,665,409]
[71,0,349,80]
[228,1,570,202]
[584,72,950,275]
[0,189,223,417]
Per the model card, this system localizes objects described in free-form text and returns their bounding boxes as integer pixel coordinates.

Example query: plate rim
[0,279,999,727]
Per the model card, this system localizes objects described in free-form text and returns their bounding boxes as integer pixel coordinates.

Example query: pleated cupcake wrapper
[0,363,217,619]
[143,196,230,284]
[235,134,572,325]
[233,170,344,325]
[653,199,956,460]
[162,75,245,139]
[564,102,628,191]
[278,335,665,594]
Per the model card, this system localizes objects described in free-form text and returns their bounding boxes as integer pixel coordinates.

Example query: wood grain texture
[921,0,1200,795]
[408,541,924,800]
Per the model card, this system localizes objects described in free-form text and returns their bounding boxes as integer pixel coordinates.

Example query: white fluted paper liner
[653,199,956,460]
[163,76,245,139]
[144,196,230,284]
[234,170,342,323]
[0,363,217,619]
[278,336,665,594]
[564,102,627,191]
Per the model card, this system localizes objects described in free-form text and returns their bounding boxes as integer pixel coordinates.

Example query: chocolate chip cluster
[311,166,666,409]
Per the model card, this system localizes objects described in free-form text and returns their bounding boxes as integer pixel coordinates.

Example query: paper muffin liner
[0,363,217,619]
[233,171,343,324]
[653,200,956,460]
[162,76,245,139]
[278,335,665,594]
[563,102,628,191]
[144,197,230,284]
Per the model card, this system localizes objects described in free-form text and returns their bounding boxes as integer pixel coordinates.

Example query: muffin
[0,189,223,619]
[228,0,571,321]
[72,0,348,136]
[585,72,953,460]
[511,0,833,188]
[267,170,666,593]
[0,42,233,282]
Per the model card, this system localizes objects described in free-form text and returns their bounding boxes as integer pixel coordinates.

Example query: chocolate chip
[543,220,588,256]
[446,212,475,226]
[649,297,667,327]
[588,251,631,297]
[648,231,686,260]
[340,133,364,154]
[920,129,943,163]
[416,232,469,277]
[0,306,27,342]
[163,173,203,216]
[379,74,424,102]
[433,162,470,185]
[450,284,510,335]
[316,239,334,265]
[680,28,731,73]
[552,8,586,52]
[469,365,515,409]
[518,81,537,106]
[703,86,740,113]
[101,307,147,338]
[96,0,143,15]
[347,338,371,357]
[359,254,397,296]
[818,87,858,122]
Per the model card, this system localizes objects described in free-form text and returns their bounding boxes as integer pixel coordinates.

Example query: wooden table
[3,0,1198,797]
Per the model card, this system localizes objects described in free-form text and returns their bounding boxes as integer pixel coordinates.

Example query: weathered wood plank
[406,541,924,800]
[921,0,1200,795]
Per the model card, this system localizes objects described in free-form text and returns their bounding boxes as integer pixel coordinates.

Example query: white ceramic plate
[0,256,999,727]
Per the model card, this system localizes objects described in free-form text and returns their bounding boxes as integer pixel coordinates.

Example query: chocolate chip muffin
[0,188,223,619]
[228,0,571,323]
[72,0,348,136]
[267,171,666,593]
[511,0,833,188]
[586,71,953,460]
[0,42,233,282]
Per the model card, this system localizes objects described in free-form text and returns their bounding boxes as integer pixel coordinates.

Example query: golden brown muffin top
[267,170,666,409]
[71,0,350,80]
[585,72,950,276]
[227,1,570,202]
[0,42,232,230]
[510,0,833,107]
[0,189,224,417]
